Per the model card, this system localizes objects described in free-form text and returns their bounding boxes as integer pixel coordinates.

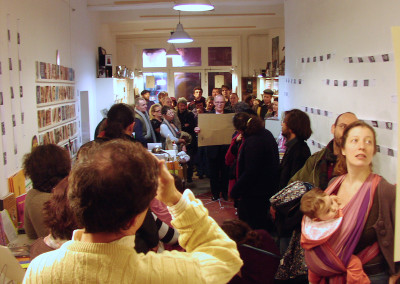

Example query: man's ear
[128,122,135,133]
[122,209,148,235]
[331,124,335,135]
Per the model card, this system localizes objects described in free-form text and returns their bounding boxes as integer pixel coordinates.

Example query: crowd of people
[21,86,398,283]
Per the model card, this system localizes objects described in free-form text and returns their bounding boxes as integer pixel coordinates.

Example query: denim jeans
[369,272,389,284]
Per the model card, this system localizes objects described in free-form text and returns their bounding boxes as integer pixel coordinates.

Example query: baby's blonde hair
[300,188,329,219]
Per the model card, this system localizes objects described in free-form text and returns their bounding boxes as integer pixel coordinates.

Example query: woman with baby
[300,121,399,283]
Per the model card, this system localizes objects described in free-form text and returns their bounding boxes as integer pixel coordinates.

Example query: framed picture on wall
[105,54,112,66]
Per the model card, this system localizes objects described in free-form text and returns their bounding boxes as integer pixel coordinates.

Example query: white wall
[0,0,104,197]
[282,0,399,183]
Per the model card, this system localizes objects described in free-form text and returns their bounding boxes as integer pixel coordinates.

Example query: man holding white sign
[195,95,234,201]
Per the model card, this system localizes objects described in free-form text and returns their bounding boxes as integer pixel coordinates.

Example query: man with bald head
[288,112,358,190]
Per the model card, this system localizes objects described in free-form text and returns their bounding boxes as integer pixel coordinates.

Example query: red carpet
[195,192,237,225]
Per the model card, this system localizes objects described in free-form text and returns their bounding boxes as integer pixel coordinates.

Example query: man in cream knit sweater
[23,139,243,283]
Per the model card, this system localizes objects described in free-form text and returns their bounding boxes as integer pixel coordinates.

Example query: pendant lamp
[168,12,193,43]
[173,0,214,12]
[166,43,180,57]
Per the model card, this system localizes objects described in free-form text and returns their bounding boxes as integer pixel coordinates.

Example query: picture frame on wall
[105,54,112,66]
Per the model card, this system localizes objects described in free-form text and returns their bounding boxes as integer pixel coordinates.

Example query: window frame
[135,36,240,97]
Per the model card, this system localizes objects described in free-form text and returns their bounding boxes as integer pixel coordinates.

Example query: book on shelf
[0,212,8,245]
[0,210,18,245]
[8,169,26,197]
[16,193,26,230]
[0,192,18,228]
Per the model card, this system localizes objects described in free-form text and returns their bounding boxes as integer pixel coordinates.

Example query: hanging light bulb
[168,11,193,43]
[173,0,214,12]
[166,43,180,57]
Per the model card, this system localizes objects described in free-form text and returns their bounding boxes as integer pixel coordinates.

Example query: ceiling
[87,0,284,39]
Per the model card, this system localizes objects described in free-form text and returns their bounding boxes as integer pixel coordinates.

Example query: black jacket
[278,138,311,190]
[231,128,279,200]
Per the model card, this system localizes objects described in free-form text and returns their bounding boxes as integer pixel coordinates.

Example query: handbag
[275,230,308,280]
[269,181,314,235]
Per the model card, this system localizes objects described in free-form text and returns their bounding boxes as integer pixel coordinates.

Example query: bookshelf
[35,62,80,158]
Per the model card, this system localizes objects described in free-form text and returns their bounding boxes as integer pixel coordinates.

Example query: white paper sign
[146,76,155,89]
[214,75,224,88]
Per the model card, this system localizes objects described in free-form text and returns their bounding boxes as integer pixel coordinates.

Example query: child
[300,188,344,283]
[300,188,340,221]
[300,187,343,251]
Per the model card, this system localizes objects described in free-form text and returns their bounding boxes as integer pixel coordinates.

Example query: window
[140,41,236,98]
[143,48,166,67]
[208,47,232,66]
[207,72,232,95]
[172,47,201,67]
[174,72,201,100]
[143,72,168,103]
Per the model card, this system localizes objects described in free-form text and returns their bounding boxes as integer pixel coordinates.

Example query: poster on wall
[214,75,224,88]
[146,76,155,89]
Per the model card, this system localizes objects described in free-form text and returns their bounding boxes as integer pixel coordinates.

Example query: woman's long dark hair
[104,103,135,139]
[233,112,264,137]
[42,177,79,240]
[221,219,262,248]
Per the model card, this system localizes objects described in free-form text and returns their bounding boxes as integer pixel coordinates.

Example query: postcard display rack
[35,62,79,158]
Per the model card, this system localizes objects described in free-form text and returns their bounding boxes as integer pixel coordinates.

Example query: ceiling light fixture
[168,12,193,43]
[173,0,214,12]
[166,43,180,57]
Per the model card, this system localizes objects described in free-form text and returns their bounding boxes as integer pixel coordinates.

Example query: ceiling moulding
[145,26,257,31]
[88,0,172,10]
[114,0,172,4]
[140,13,276,18]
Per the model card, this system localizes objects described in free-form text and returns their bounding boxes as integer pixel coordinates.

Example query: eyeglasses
[214,101,225,104]
[153,109,161,112]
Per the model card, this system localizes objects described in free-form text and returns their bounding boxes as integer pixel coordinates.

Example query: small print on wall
[105,54,112,66]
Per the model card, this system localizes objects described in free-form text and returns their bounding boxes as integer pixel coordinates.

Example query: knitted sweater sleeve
[156,189,243,283]
[23,190,243,284]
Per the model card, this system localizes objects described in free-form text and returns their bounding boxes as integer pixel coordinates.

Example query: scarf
[161,118,180,139]
[301,173,381,284]
[135,110,156,142]
[225,133,244,196]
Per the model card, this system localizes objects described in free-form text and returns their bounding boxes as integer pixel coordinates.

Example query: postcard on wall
[198,113,235,146]
[214,75,224,88]
[146,76,155,89]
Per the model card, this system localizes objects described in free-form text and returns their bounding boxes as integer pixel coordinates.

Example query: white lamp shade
[173,0,214,11]
[166,44,180,57]
[168,23,193,43]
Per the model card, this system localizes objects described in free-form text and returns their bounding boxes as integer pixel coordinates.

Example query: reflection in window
[174,72,201,100]
[143,49,166,68]
[172,47,201,67]
[207,72,232,95]
[143,72,168,103]
[208,47,232,66]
